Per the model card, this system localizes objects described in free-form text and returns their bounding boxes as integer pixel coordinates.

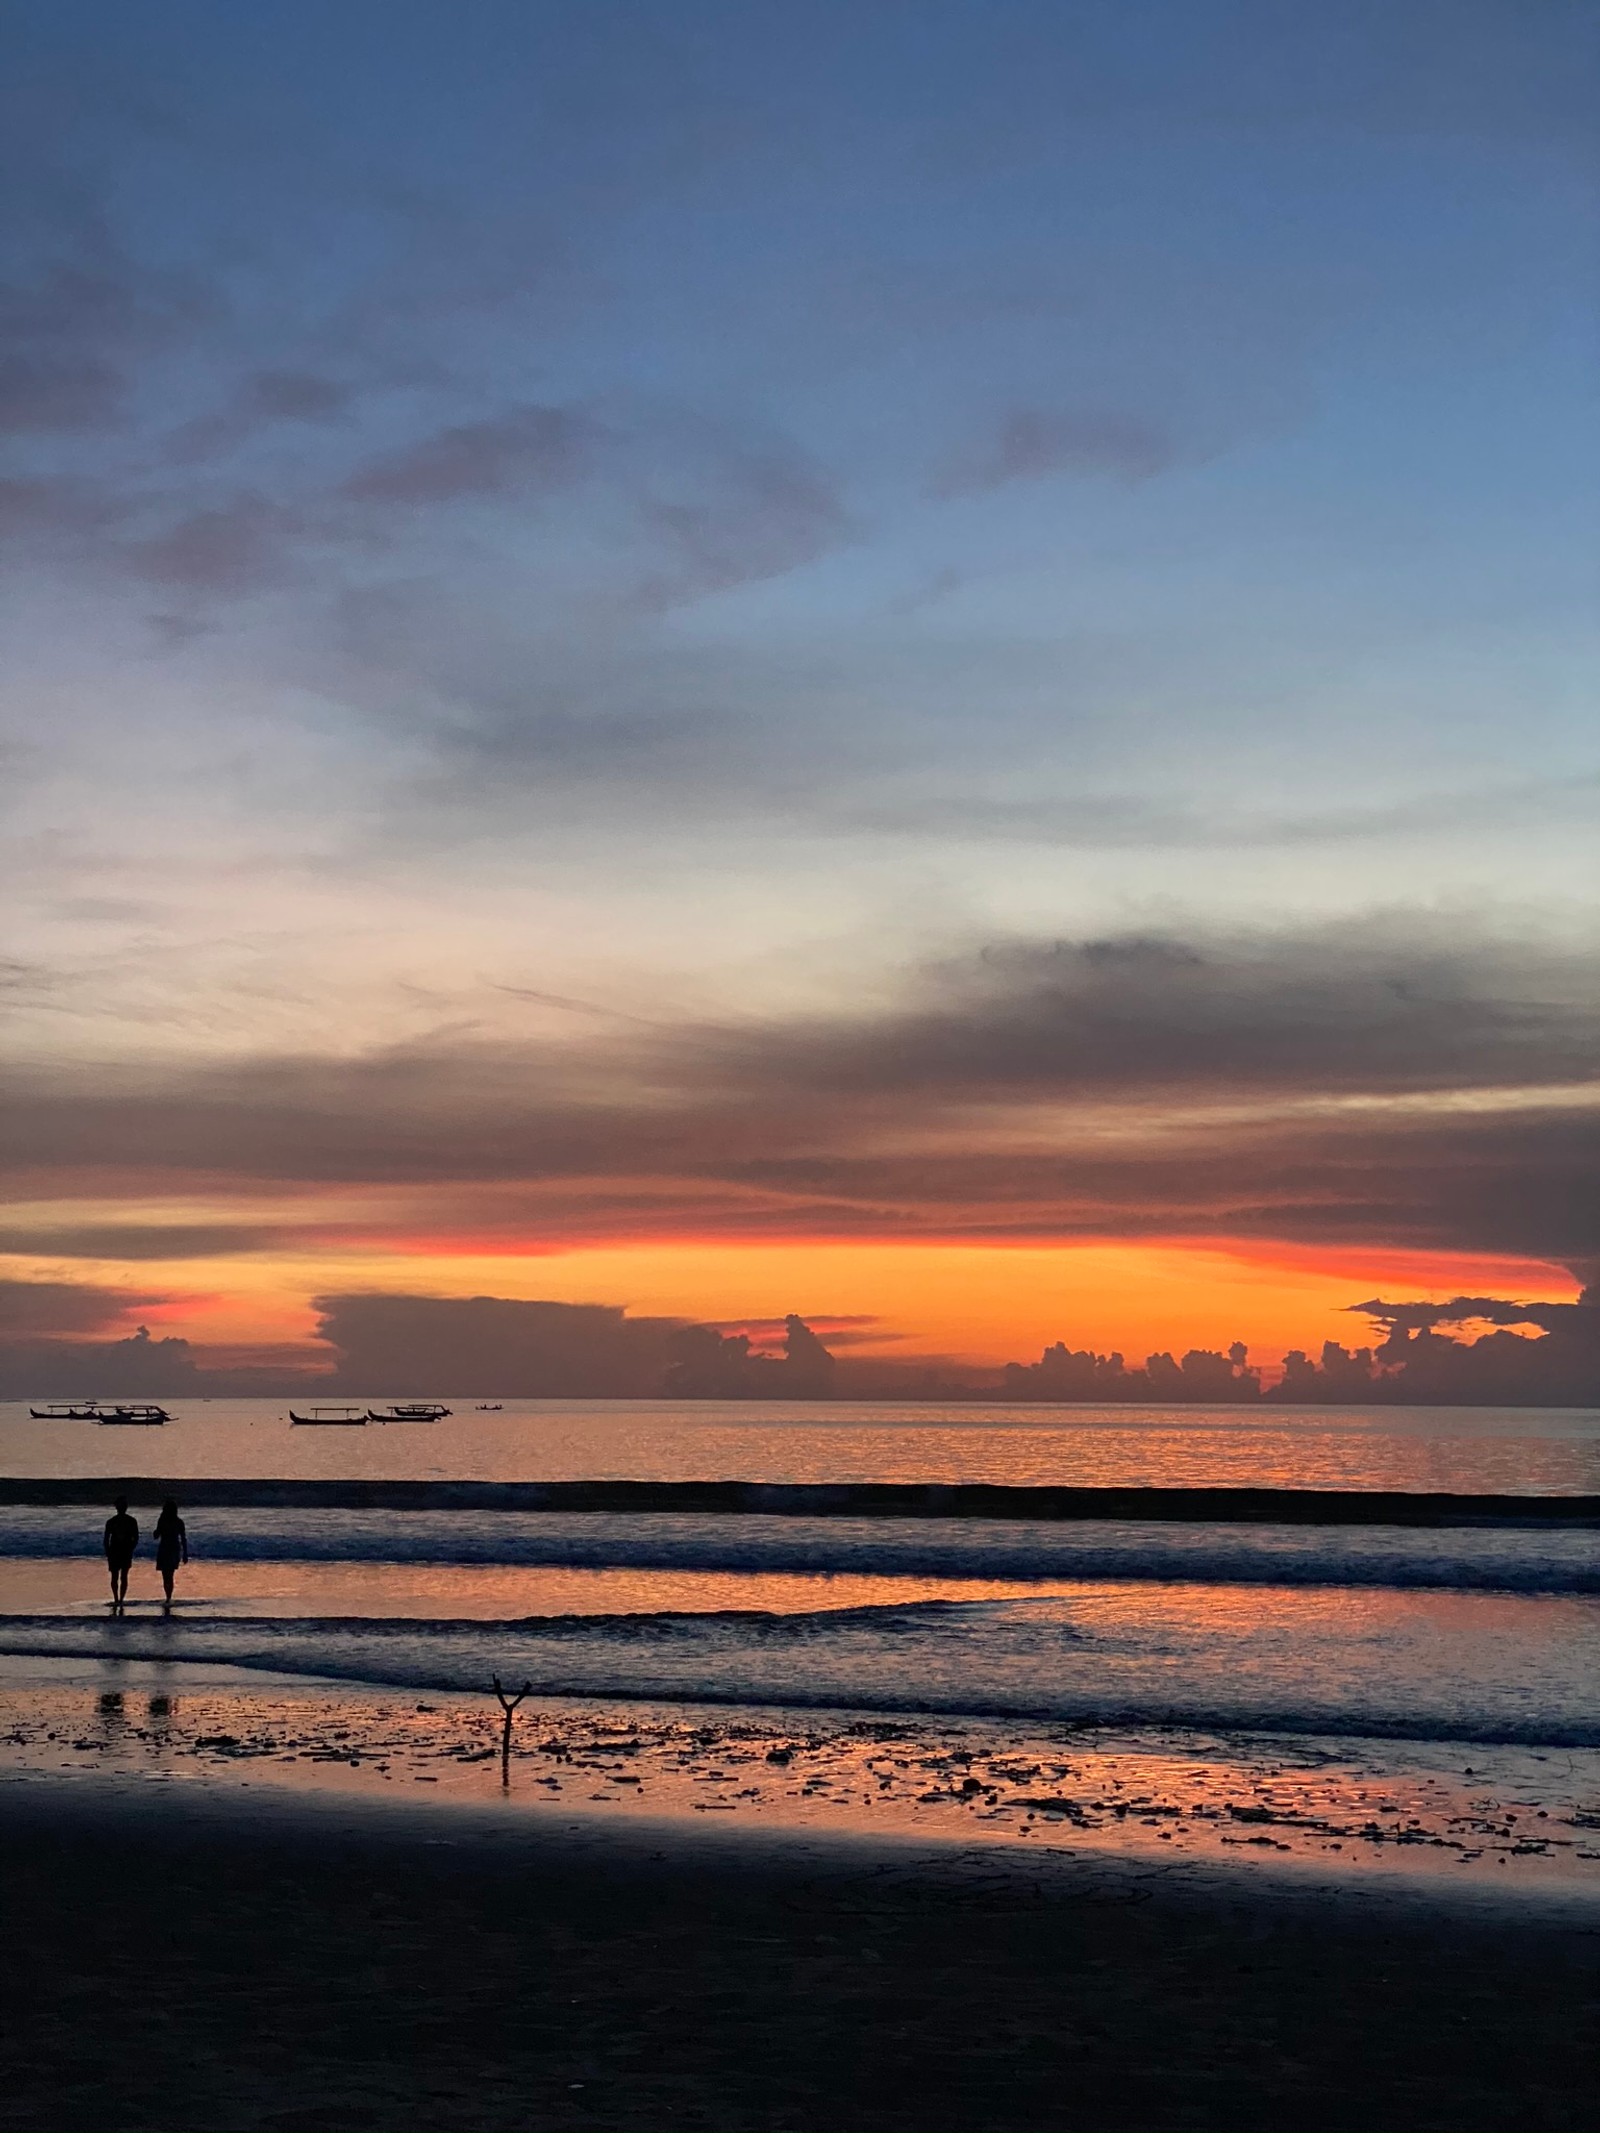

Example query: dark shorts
[106,1554,133,1572]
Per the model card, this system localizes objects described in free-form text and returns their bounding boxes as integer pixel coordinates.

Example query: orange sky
[67,1234,1580,1371]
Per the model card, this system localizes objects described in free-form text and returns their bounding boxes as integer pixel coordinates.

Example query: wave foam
[1,1509,1596,1591]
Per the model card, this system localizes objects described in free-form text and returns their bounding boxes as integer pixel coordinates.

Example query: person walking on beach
[103,1497,138,1614]
[154,1497,188,1609]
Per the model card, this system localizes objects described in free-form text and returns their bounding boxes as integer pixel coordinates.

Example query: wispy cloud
[933,406,1180,497]
[0,1223,272,1261]
[116,495,306,593]
[163,368,358,464]
[339,404,598,507]
[0,212,217,438]
[632,433,855,606]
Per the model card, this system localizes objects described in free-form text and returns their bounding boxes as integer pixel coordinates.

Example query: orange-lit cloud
[0,917,1594,1371]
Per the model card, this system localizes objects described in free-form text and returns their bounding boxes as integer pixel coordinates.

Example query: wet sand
[2,1769,1598,2132]
[4,1661,1598,1892]
[3,1675,1599,2131]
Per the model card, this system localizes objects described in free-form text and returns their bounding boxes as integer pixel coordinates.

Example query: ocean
[7,1395,1600,1490]
[3,1398,1598,1757]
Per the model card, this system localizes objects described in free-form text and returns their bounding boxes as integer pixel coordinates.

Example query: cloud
[0,347,121,436]
[0,1322,203,1399]
[7,1285,1591,1402]
[632,435,854,607]
[998,1284,1600,1405]
[312,1292,686,1397]
[13,380,847,634]
[1,916,1595,1265]
[335,406,849,609]
[1341,1284,1600,1403]
[339,404,597,507]
[690,1103,1600,1262]
[1349,1294,1591,1336]
[694,920,1600,1102]
[0,1277,151,1335]
[245,369,353,423]
[163,369,358,463]
[834,773,1600,851]
[663,1312,836,1398]
[0,236,216,438]
[0,474,118,541]
[0,112,856,637]
[933,407,1180,498]
[0,1224,272,1261]
[117,495,304,592]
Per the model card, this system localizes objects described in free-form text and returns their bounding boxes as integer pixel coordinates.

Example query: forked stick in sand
[492,1675,533,1783]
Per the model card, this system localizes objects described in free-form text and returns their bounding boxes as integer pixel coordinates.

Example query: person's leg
[113,1564,129,1609]
[161,1565,175,1602]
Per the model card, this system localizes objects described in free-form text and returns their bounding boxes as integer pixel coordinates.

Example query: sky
[2,0,1597,1387]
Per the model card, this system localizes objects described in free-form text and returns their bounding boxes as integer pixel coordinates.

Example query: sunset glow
[1,2,1594,1399]
[0,1224,1581,1381]
[6,20,1599,2133]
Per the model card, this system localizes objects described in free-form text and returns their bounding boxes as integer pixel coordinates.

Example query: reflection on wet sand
[4,1676,1598,1898]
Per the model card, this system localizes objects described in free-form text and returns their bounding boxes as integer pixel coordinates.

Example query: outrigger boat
[29,1402,101,1420]
[289,1405,368,1426]
[96,1404,170,1425]
[368,1403,450,1422]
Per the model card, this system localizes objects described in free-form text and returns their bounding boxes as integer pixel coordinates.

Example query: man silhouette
[103,1496,138,1613]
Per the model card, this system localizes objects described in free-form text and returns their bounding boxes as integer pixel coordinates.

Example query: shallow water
[3,1515,1597,1748]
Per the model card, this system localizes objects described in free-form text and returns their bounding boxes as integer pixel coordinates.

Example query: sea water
[1,1399,1596,1756]
[4,1395,1600,1490]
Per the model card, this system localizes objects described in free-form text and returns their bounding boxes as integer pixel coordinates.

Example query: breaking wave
[2,1508,1598,1592]
[1,1591,1597,1749]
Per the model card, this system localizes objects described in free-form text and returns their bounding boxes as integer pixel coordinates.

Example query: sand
[3,1662,1597,1891]
[2,1755,1597,2133]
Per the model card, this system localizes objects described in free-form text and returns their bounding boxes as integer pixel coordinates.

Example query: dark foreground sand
[1,1775,1596,2133]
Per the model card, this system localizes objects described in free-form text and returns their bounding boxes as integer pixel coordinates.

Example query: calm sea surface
[4,1396,1599,1490]
[3,1400,1598,1756]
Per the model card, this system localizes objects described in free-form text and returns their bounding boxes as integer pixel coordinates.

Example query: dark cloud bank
[0,1292,844,1402]
[4,916,1596,1258]
[998,1291,1600,1408]
[3,1288,1597,1407]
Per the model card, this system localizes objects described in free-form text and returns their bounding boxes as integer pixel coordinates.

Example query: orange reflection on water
[0,1558,1074,1620]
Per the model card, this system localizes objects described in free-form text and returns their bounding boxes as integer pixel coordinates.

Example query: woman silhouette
[154,1498,188,1608]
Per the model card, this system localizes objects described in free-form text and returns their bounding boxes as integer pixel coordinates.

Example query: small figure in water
[103,1496,138,1614]
[154,1497,188,1609]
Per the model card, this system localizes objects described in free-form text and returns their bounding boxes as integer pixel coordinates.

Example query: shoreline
[3,1758,1598,2131]
[3,1656,1597,1904]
